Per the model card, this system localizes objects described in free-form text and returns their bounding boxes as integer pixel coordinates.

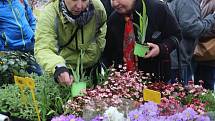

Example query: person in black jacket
[101,0,181,82]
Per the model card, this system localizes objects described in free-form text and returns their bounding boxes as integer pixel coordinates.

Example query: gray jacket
[167,0,215,69]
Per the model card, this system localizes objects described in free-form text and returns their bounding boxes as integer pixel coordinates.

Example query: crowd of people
[0,0,215,90]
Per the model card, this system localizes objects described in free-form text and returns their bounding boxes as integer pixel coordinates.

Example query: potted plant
[133,0,149,57]
[0,51,30,85]
[71,50,87,97]
[0,73,71,121]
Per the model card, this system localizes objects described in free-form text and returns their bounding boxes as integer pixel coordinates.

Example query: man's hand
[144,43,160,58]
[57,72,73,86]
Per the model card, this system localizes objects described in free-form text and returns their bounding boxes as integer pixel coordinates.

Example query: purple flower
[75,117,85,121]
[181,107,198,120]
[51,114,84,121]
[67,114,76,120]
[139,102,158,116]
[196,115,211,121]
[157,116,169,121]
[91,115,106,121]
[167,113,183,121]
[128,109,145,121]
[51,115,67,121]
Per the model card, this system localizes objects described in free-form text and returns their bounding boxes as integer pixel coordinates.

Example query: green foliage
[0,51,34,85]
[199,91,215,112]
[0,84,37,120]
[32,73,71,120]
[181,94,194,105]
[133,0,148,44]
[96,65,110,85]
[0,73,71,120]
[70,50,89,83]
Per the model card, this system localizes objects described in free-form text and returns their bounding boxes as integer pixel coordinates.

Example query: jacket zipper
[2,32,8,47]
[8,0,26,48]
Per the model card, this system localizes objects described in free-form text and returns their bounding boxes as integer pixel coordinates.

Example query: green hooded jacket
[35,0,107,74]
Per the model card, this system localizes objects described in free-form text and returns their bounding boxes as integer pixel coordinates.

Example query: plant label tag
[14,76,35,89]
[14,76,25,88]
[14,76,41,121]
[14,76,27,104]
[25,77,35,89]
[143,89,161,104]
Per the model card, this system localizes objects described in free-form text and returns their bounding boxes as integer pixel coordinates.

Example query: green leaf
[2,65,8,72]
[47,110,56,116]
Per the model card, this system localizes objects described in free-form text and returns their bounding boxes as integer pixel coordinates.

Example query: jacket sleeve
[95,9,107,52]
[23,0,36,32]
[200,0,215,38]
[157,2,182,56]
[176,0,215,39]
[35,5,65,74]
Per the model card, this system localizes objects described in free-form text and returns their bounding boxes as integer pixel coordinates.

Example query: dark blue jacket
[0,0,36,52]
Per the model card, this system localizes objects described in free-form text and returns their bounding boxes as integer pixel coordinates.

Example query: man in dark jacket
[101,0,181,82]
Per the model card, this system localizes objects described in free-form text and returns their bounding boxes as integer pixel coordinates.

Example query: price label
[14,76,41,121]
[143,89,161,104]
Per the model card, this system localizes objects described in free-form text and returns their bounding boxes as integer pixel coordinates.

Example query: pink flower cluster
[65,68,149,116]
[64,68,210,116]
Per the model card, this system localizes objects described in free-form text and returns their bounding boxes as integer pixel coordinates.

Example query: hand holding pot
[144,43,160,58]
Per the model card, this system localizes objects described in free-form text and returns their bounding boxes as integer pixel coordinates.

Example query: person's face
[64,0,89,15]
[111,0,135,14]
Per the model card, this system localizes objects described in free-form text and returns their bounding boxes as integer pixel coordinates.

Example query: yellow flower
[134,114,139,119]
[0,61,3,64]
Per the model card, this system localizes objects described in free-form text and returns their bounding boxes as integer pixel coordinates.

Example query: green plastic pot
[71,82,87,97]
[134,43,149,57]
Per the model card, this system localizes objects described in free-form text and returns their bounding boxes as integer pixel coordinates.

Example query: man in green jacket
[35,0,107,86]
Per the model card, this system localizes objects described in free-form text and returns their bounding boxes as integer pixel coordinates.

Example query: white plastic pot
[0,114,9,121]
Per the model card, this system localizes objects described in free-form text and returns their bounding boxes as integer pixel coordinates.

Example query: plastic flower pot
[134,43,149,57]
[71,82,87,97]
[0,112,30,121]
[0,114,9,121]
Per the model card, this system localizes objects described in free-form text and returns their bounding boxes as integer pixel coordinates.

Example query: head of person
[64,0,90,16]
[110,0,135,14]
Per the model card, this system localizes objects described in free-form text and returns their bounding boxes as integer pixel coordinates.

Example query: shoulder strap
[54,14,79,52]
[60,27,79,50]
[54,9,114,51]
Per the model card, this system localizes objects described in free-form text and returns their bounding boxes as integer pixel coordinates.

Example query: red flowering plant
[64,66,151,117]
[183,80,208,114]
[146,80,209,115]
[62,66,213,118]
[158,96,184,116]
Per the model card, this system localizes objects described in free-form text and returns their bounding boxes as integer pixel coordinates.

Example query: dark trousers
[195,64,215,90]
[170,65,193,85]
